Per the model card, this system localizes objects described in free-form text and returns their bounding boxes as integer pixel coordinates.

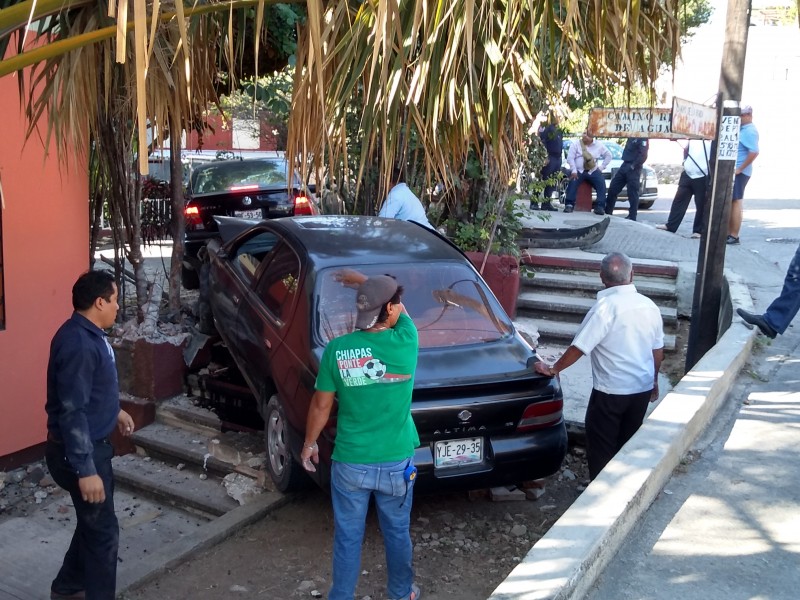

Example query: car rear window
[191,159,289,194]
[315,264,513,348]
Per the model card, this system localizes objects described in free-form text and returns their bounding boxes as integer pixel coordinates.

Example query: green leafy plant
[447,196,526,258]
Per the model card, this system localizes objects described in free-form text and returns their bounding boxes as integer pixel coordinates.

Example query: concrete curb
[488,271,756,600]
[117,491,290,596]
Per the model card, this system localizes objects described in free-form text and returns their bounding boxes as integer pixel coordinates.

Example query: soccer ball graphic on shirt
[362,358,387,380]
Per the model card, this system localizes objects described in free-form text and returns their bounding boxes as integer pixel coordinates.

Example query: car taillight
[516,399,563,432]
[293,194,316,216]
[185,204,203,227]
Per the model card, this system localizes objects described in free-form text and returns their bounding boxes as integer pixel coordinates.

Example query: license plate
[234,209,262,219]
[434,437,483,468]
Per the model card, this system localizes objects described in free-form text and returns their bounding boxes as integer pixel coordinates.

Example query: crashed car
[201,215,567,493]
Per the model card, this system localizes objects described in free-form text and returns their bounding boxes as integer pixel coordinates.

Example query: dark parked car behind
[201,215,567,493]
[182,157,318,288]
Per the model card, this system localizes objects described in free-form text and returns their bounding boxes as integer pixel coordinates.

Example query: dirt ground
[121,448,589,600]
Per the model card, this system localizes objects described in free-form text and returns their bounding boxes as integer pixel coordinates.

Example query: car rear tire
[264,395,311,493]
[638,200,655,210]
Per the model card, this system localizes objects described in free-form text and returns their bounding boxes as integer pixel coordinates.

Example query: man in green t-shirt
[301,271,421,600]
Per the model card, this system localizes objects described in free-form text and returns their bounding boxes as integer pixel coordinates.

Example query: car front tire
[264,395,311,493]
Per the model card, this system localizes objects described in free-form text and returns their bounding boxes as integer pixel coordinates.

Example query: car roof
[264,216,467,271]
[193,156,287,171]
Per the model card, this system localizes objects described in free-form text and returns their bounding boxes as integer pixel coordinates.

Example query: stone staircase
[515,252,681,352]
[113,395,277,521]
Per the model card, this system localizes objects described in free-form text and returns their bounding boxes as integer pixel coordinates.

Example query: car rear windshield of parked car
[315,264,513,348]
[191,159,289,194]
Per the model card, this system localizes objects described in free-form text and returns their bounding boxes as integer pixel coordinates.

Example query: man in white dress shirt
[534,252,664,479]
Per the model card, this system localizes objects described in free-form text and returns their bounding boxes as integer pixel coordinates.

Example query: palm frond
[287,0,682,205]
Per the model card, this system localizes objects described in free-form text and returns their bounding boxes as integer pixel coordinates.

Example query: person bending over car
[379,167,434,230]
[301,270,421,600]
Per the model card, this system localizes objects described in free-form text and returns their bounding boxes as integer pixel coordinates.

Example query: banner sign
[671,98,717,139]
[588,108,684,139]
[717,115,740,161]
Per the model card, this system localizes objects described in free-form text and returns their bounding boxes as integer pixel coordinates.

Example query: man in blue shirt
[727,105,759,245]
[379,167,434,229]
[45,270,134,600]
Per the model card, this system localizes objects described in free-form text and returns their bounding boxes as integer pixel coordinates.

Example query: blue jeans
[565,169,607,209]
[329,459,415,600]
[763,241,800,335]
[45,439,118,600]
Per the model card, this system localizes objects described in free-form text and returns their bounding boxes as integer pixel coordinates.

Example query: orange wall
[0,73,89,458]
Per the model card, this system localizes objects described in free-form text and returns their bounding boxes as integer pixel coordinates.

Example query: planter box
[113,337,187,401]
[465,251,520,319]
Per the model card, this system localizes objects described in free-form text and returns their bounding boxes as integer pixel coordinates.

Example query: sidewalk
[586,325,800,600]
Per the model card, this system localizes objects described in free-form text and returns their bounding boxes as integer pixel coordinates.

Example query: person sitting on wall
[564,130,612,215]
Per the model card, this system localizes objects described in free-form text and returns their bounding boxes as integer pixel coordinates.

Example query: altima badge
[242,196,253,206]
[457,410,472,422]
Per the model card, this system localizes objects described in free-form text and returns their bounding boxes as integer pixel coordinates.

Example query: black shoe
[530,201,540,210]
[593,208,605,216]
[736,308,777,338]
[563,205,574,213]
[541,202,558,211]
[726,235,740,245]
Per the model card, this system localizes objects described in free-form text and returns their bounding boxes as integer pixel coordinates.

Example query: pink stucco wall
[0,72,89,458]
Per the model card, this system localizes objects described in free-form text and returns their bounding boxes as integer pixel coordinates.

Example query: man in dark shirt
[45,270,134,600]
[534,121,563,211]
[604,138,649,221]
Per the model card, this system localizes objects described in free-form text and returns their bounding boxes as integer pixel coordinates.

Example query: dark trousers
[605,163,642,219]
[565,169,606,209]
[540,156,562,200]
[585,388,652,480]
[45,439,119,600]
[665,171,708,234]
[763,240,800,334]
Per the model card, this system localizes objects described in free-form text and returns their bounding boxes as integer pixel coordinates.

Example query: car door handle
[264,338,272,349]
[232,294,239,305]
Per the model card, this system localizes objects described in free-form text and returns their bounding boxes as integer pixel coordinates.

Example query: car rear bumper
[413,422,568,492]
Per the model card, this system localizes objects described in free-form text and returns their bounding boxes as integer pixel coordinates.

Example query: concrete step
[521,252,679,279]
[129,422,265,478]
[155,395,224,437]
[521,272,677,304]
[517,291,679,326]
[515,316,677,352]
[113,454,238,518]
